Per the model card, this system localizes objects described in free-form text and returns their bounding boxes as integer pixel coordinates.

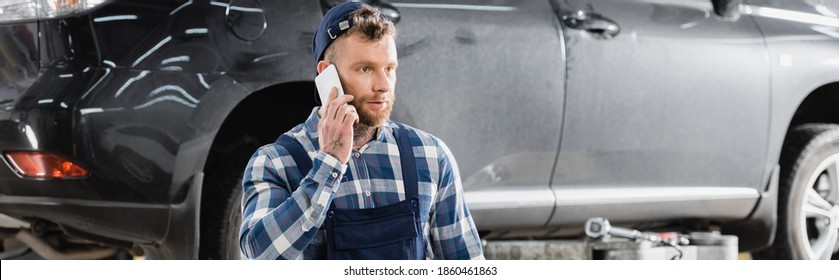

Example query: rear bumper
[0,127,170,244]
[0,195,169,244]
[0,171,203,259]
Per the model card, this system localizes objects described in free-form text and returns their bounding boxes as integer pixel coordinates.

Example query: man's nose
[372,69,391,93]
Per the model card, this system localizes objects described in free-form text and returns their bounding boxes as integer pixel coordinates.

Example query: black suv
[1,0,838,259]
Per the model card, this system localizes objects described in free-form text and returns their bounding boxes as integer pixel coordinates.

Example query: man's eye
[360,66,371,72]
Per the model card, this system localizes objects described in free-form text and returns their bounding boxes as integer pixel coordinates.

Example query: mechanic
[238,2,484,260]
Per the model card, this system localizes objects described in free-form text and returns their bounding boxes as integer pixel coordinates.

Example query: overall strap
[277,134,312,192]
[393,123,419,199]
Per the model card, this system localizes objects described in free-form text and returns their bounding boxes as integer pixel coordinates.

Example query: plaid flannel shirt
[239,108,484,260]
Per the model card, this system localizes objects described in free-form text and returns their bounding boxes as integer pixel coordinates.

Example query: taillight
[3,151,89,179]
[0,0,106,23]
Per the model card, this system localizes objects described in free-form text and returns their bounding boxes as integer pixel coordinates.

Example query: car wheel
[755,124,839,259]
[221,181,244,260]
[198,144,255,260]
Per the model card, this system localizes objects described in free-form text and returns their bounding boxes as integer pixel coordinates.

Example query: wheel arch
[202,81,318,175]
[196,80,318,259]
[150,77,317,259]
[785,82,839,131]
[724,82,839,253]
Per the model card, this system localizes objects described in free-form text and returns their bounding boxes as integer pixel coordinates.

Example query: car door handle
[562,11,620,38]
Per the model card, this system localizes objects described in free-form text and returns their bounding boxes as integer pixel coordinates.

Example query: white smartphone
[315,64,344,105]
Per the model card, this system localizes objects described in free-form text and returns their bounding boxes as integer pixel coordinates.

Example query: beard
[349,92,394,128]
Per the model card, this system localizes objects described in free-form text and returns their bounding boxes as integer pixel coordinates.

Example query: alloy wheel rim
[798,153,839,259]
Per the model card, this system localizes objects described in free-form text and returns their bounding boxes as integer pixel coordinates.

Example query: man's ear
[316,60,331,74]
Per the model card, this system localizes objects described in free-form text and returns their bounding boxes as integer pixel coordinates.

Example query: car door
[381,0,567,231]
[549,0,771,226]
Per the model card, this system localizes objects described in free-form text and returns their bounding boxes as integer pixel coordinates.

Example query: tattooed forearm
[325,134,344,157]
[330,135,344,151]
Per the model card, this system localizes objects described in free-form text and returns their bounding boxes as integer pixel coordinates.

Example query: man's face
[332,33,398,127]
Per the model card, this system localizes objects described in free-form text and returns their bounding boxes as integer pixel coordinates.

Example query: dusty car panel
[548,0,770,226]
[745,0,839,166]
[390,0,566,229]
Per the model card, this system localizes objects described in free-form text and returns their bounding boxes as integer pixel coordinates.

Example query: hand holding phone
[315,64,356,164]
[315,64,345,107]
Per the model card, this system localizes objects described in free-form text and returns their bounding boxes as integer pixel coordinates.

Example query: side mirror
[712,0,742,20]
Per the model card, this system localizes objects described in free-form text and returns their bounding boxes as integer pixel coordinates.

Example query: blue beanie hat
[312,2,367,66]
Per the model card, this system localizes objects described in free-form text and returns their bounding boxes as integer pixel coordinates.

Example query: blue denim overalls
[277,123,424,260]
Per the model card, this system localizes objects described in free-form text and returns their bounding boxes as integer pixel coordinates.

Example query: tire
[754,124,839,259]
[198,145,254,260]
